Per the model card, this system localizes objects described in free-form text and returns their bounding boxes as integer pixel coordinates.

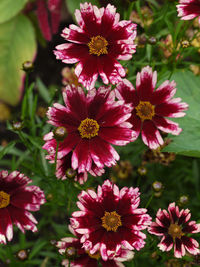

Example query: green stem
[54,141,59,174]
[145,194,154,209]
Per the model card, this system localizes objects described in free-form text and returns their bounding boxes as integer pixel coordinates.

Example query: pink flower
[70,180,151,261]
[43,133,104,184]
[177,0,200,24]
[149,202,200,258]
[115,66,188,149]
[43,85,134,175]
[0,170,45,244]
[57,227,134,266]
[54,2,137,89]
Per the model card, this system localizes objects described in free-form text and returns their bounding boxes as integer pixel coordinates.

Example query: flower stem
[145,194,154,209]
[54,141,59,174]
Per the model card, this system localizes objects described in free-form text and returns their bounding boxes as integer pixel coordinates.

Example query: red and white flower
[43,85,135,175]
[149,202,200,258]
[57,227,134,266]
[54,2,137,89]
[70,180,151,261]
[0,170,45,244]
[177,0,200,24]
[115,66,188,149]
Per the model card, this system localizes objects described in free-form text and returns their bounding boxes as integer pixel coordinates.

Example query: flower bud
[178,195,189,206]
[66,168,76,179]
[12,121,23,131]
[137,166,147,176]
[148,36,157,45]
[53,127,67,141]
[181,40,190,48]
[66,246,76,258]
[22,61,34,73]
[16,249,28,261]
[152,181,163,192]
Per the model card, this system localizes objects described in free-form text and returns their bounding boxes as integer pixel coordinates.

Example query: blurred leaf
[36,78,51,103]
[0,14,36,106]
[0,0,28,24]
[65,0,99,18]
[29,240,47,260]
[163,71,200,157]
[0,141,17,160]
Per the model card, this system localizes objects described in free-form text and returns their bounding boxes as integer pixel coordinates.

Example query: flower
[149,202,200,258]
[0,170,45,244]
[177,0,200,24]
[57,227,134,266]
[115,66,188,149]
[54,2,137,89]
[70,180,151,260]
[43,85,134,175]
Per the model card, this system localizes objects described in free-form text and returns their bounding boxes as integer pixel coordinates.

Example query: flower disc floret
[149,202,200,258]
[115,66,188,149]
[70,180,151,261]
[54,3,137,89]
[88,36,108,56]
[0,191,10,208]
[78,118,99,139]
[101,211,122,232]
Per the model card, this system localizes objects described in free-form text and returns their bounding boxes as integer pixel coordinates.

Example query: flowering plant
[0,0,200,266]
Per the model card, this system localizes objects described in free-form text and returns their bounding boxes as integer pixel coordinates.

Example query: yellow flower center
[0,191,10,208]
[101,211,122,232]
[88,36,108,56]
[135,101,155,121]
[168,223,183,239]
[78,118,99,139]
[86,250,101,260]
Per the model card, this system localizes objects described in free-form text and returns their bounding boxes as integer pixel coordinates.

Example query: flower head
[115,66,188,149]
[54,2,137,89]
[70,180,151,261]
[43,85,134,176]
[0,170,45,244]
[57,227,134,266]
[149,202,200,258]
[177,0,200,24]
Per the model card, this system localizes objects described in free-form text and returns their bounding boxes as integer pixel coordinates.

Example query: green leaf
[0,0,28,24]
[162,71,200,157]
[0,14,36,106]
[0,141,17,160]
[65,0,99,18]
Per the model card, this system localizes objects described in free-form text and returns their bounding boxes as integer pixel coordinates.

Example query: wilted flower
[149,202,200,258]
[0,170,45,244]
[61,67,81,87]
[54,2,137,89]
[177,0,200,24]
[70,180,151,260]
[43,85,135,176]
[115,66,188,149]
[112,160,133,180]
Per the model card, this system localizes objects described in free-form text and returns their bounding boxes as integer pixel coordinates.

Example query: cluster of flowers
[0,0,199,266]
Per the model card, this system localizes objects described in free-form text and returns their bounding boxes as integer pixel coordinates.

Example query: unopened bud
[16,249,28,261]
[154,191,162,198]
[22,61,34,72]
[66,168,76,179]
[178,195,189,206]
[152,181,163,192]
[181,40,190,48]
[53,127,67,141]
[148,36,157,45]
[66,246,76,258]
[12,121,23,131]
[138,166,147,176]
